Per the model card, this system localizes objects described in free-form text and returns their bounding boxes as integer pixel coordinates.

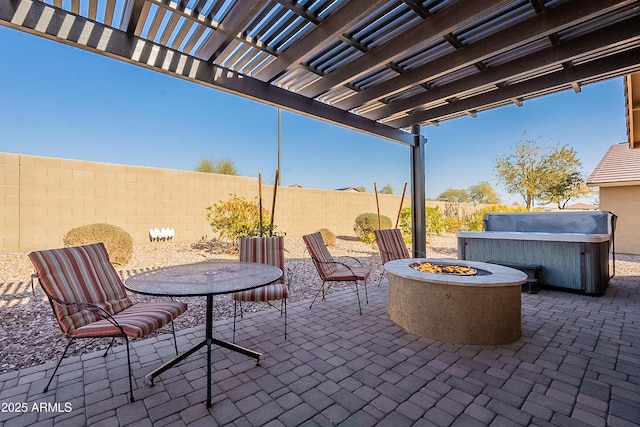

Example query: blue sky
[0,26,628,205]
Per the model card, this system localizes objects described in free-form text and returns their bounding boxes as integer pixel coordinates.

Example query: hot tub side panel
[458,236,609,295]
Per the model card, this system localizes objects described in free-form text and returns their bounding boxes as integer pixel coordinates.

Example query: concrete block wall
[0,153,418,253]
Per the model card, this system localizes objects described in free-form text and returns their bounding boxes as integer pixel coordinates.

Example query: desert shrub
[354,213,392,244]
[206,195,276,242]
[63,223,133,265]
[399,207,411,242]
[397,206,445,240]
[443,202,475,233]
[425,206,445,235]
[318,228,336,247]
[444,217,466,233]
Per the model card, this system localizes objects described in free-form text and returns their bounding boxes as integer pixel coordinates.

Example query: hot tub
[385,258,527,345]
[457,211,615,295]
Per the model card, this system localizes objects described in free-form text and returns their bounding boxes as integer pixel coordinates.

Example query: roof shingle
[587,143,640,186]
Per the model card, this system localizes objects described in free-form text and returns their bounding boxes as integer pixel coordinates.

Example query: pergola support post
[410,125,426,257]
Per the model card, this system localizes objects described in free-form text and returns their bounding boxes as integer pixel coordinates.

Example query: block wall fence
[1,152,456,253]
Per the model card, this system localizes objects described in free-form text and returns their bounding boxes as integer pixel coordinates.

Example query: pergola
[2,0,640,254]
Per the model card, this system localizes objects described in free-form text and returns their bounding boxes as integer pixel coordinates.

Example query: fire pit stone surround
[385,258,527,345]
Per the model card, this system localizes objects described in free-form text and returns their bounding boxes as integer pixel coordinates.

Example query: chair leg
[364,280,369,304]
[103,337,116,357]
[354,281,363,315]
[170,320,179,356]
[309,281,326,309]
[233,301,238,343]
[125,337,134,403]
[44,338,75,393]
[377,271,386,287]
[283,298,287,340]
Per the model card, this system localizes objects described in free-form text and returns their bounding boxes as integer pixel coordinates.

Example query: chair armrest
[335,256,366,268]
[308,257,363,277]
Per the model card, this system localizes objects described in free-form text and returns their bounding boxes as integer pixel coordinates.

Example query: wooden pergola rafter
[2,0,640,254]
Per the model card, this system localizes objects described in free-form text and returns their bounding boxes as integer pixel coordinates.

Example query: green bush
[399,207,412,242]
[354,213,392,244]
[443,202,473,233]
[206,195,276,242]
[398,206,445,241]
[426,206,445,235]
[318,228,336,247]
[63,223,133,265]
[444,217,466,233]
[467,205,530,231]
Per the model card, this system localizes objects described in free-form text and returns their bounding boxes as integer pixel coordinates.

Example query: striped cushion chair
[374,228,410,286]
[302,232,370,315]
[28,243,187,403]
[232,236,288,341]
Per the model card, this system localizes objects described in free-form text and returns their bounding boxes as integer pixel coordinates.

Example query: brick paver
[1,273,638,426]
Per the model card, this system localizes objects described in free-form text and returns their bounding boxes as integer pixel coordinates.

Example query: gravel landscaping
[0,234,457,374]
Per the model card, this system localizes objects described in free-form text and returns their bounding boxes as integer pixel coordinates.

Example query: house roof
[2,1,640,146]
[564,203,598,210]
[587,142,640,186]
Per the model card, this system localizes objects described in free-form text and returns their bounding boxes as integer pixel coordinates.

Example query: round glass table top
[124,260,283,297]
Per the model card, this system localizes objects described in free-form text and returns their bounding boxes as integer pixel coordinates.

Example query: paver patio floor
[1,276,639,427]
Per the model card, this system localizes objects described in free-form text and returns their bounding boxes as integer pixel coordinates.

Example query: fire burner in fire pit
[409,261,477,276]
[409,261,494,276]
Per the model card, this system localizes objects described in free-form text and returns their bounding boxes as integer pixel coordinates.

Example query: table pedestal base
[144,295,262,407]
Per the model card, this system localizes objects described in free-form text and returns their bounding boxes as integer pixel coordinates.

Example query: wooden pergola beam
[387,46,640,128]
[296,0,513,98]
[334,0,633,112]
[362,15,640,121]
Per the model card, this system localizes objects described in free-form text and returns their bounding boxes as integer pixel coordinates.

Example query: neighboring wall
[1,153,422,253]
[599,185,640,255]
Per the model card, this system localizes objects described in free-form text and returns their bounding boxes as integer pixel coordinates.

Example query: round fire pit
[385,258,527,345]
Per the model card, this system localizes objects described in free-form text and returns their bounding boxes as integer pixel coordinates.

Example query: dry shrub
[318,228,336,247]
[354,213,392,244]
[63,223,133,265]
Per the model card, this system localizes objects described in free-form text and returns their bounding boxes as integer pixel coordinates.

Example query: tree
[195,157,239,175]
[195,158,214,173]
[437,188,469,203]
[379,184,394,194]
[494,135,584,210]
[468,181,501,204]
[540,146,592,209]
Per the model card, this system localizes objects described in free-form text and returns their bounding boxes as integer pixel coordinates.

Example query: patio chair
[28,243,187,403]
[302,232,370,315]
[374,228,410,286]
[232,236,288,342]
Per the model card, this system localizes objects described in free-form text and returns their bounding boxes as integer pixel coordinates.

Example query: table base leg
[145,339,207,384]
[211,338,261,365]
[144,337,262,407]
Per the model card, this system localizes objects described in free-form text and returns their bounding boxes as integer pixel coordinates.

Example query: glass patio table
[125,260,282,407]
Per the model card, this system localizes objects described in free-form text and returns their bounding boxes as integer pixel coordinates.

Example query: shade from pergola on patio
[2,0,640,252]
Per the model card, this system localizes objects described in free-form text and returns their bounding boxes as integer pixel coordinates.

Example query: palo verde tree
[436,188,469,203]
[541,145,593,208]
[379,184,394,194]
[494,135,585,210]
[468,181,501,204]
[195,157,239,175]
[437,181,500,204]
